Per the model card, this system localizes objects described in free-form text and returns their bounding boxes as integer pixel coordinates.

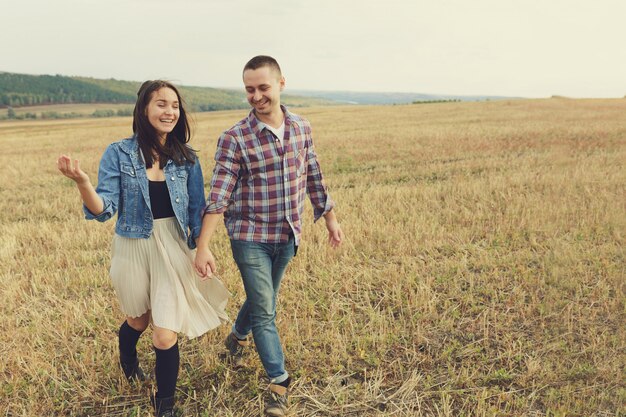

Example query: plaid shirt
[204,106,334,245]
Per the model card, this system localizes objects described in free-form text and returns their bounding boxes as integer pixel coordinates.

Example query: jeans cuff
[231,324,249,340]
[270,372,289,385]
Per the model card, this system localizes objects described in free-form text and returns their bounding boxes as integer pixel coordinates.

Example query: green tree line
[0,73,136,107]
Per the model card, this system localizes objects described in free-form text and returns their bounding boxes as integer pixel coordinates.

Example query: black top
[149,180,176,219]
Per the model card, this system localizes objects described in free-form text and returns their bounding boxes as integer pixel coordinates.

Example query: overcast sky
[2,0,625,98]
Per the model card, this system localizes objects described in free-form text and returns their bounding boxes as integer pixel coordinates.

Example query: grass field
[0,99,624,416]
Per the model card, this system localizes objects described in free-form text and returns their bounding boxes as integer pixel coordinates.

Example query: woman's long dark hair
[133,80,196,168]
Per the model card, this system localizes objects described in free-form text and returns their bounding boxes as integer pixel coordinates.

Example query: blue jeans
[230,237,296,384]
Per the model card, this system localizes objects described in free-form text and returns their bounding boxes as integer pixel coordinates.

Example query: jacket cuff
[83,201,112,222]
[190,225,201,242]
[187,234,198,250]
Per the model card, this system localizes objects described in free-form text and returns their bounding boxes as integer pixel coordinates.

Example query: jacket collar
[118,135,174,168]
[119,135,140,156]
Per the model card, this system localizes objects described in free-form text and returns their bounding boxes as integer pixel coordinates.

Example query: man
[194,55,343,416]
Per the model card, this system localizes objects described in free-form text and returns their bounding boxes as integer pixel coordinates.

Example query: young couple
[58,55,344,417]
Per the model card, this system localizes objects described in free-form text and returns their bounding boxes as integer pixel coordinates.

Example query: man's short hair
[243,55,282,78]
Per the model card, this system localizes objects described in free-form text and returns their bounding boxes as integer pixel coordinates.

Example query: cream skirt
[109,217,229,338]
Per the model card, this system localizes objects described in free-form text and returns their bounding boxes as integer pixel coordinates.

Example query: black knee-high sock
[154,342,179,398]
[118,321,143,363]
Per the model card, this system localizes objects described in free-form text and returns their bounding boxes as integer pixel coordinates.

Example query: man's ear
[279,76,285,91]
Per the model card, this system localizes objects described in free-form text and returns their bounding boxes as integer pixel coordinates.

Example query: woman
[58,80,228,416]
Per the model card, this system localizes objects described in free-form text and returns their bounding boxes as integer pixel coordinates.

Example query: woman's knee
[126,311,150,332]
[152,327,177,350]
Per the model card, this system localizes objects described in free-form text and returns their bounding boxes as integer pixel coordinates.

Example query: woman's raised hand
[57,155,90,185]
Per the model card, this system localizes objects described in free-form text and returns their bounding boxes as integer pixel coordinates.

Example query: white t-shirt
[259,120,285,145]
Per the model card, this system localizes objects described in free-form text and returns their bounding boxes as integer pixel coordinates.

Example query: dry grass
[0,99,624,416]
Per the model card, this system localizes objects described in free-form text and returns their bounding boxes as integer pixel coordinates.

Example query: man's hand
[194,246,217,280]
[324,210,344,248]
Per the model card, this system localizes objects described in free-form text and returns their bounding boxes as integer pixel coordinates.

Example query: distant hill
[288,90,519,104]
[0,72,335,113]
[0,73,136,107]
[0,71,520,122]
[72,76,247,111]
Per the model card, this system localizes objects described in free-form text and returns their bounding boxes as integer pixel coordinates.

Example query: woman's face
[146,87,180,142]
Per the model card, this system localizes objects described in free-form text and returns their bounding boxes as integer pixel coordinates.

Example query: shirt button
[171,176,175,181]
[175,198,180,203]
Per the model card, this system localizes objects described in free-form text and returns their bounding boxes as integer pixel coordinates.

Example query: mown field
[0,99,624,416]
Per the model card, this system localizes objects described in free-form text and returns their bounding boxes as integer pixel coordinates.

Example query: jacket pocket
[120,162,139,190]
[176,169,188,187]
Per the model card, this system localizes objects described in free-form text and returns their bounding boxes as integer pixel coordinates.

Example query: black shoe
[150,393,178,417]
[120,356,147,382]
[264,383,289,416]
[224,332,250,368]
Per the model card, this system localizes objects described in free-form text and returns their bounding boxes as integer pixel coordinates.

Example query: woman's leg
[119,311,150,381]
[152,327,179,402]
[126,312,151,332]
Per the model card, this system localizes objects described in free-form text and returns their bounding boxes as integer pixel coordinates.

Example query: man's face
[243,66,285,117]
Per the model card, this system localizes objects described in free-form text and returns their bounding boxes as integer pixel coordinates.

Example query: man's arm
[193,132,242,279]
[301,123,343,247]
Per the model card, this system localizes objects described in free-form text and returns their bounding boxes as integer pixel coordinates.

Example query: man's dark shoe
[224,332,250,368]
[120,356,147,382]
[150,393,178,417]
[264,383,289,416]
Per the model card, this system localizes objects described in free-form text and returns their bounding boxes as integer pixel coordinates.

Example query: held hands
[194,246,217,281]
[57,155,90,185]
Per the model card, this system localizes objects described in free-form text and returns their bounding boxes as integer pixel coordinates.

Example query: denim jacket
[84,136,206,249]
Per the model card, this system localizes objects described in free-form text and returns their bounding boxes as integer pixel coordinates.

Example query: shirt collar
[248,104,292,135]
[257,119,285,133]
